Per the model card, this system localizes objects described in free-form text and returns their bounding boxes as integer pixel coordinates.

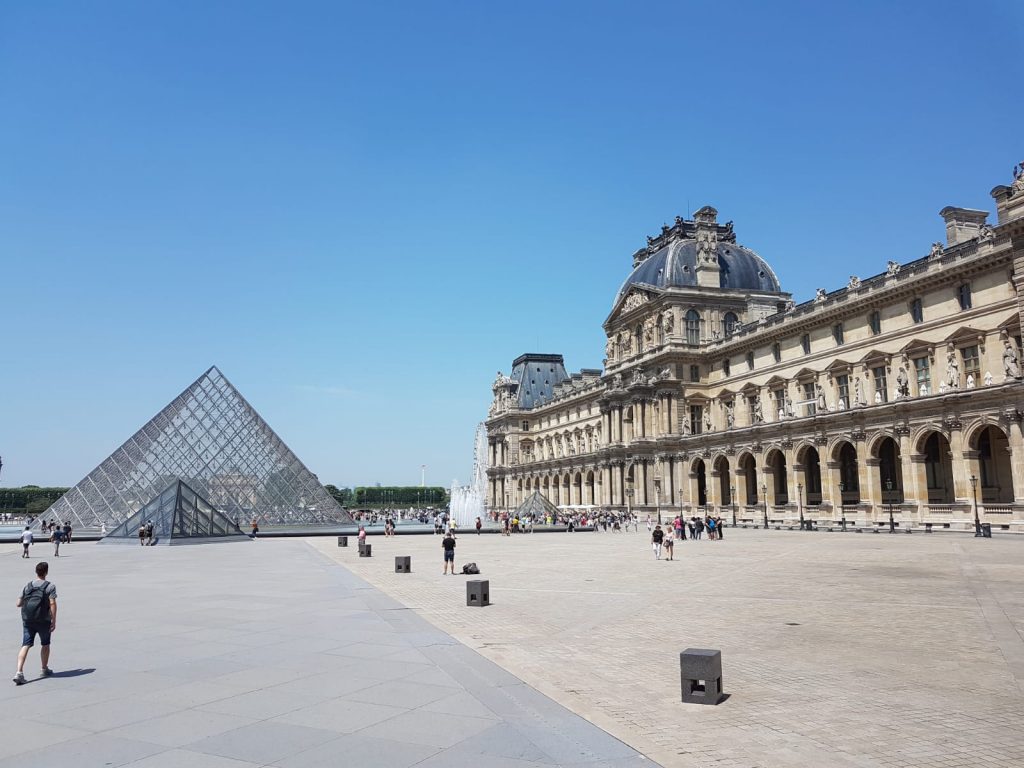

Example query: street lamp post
[654,476,662,526]
[798,482,805,530]
[970,474,981,537]
[730,484,736,527]
[886,478,896,533]
[761,482,768,529]
[625,480,634,524]
[839,481,847,532]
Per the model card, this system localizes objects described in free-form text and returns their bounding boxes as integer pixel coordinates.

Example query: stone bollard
[338,536,348,547]
[680,648,724,705]
[359,544,372,558]
[466,580,489,607]
[395,556,411,573]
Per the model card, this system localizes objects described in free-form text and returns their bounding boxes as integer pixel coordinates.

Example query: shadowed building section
[100,479,250,545]
[43,366,352,531]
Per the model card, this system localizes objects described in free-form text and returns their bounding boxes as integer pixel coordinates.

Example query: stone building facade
[485,165,1024,530]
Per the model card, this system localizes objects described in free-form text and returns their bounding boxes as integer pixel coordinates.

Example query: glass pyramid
[513,491,560,520]
[44,366,352,530]
[101,480,250,545]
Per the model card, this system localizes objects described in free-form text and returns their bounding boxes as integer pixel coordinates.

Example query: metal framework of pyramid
[44,366,352,530]
[101,480,250,545]
[513,491,560,520]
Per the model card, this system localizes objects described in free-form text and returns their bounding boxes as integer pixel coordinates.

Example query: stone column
[822,460,841,511]
[897,429,921,513]
[947,424,970,503]
[864,457,882,524]
[1006,416,1024,503]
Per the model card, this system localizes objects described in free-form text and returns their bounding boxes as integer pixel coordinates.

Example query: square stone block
[338,536,348,547]
[466,580,489,607]
[680,648,723,705]
[359,544,372,557]
[395,556,411,573]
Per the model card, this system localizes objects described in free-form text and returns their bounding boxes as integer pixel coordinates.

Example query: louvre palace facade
[484,165,1024,530]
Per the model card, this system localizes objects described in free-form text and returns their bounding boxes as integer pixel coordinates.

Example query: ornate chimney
[694,205,721,288]
[939,206,988,246]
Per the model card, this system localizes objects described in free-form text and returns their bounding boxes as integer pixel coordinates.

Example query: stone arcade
[485,166,1024,531]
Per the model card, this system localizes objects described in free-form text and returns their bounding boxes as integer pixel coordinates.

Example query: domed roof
[615,239,781,303]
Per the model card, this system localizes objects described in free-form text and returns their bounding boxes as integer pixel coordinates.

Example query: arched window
[722,312,738,336]
[686,310,701,345]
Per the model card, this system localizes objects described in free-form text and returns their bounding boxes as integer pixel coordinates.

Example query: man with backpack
[14,561,56,685]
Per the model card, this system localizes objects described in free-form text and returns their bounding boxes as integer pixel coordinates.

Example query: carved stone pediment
[620,290,650,314]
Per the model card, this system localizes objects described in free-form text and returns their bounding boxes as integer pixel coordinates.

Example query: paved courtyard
[312,527,1024,768]
[0,539,649,768]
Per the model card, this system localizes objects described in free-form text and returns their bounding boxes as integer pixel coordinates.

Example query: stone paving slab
[0,539,652,767]
[312,527,1024,768]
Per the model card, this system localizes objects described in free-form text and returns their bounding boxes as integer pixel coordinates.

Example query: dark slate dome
[615,239,781,303]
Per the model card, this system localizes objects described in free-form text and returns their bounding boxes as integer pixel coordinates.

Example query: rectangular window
[772,343,781,363]
[748,396,757,423]
[836,374,849,407]
[957,283,972,310]
[913,356,931,395]
[910,298,923,324]
[961,345,980,383]
[869,311,881,335]
[746,351,755,370]
[690,404,703,435]
[872,366,888,403]
[689,364,700,382]
[723,358,731,377]
[521,421,529,431]
[801,334,811,354]
[833,323,844,345]
[803,381,816,416]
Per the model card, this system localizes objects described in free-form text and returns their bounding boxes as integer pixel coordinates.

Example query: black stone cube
[680,648,724,705]
[359,544,372,557]
[466,580,489,607]
[338,536,348,547]
[395,556,411,573]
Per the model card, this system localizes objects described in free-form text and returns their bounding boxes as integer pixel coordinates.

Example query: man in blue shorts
[14,561,56,685]
[441,531,457,575]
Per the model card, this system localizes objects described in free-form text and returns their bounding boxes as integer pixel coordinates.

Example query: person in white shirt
[20,528,33,559]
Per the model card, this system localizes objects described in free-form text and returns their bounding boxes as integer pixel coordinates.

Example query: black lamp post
[886,477,896,533]
[970,474,981,537]
[761,482,768,529]
[839,480,847,532]
[730,484,736,527]
[798,482,805,530]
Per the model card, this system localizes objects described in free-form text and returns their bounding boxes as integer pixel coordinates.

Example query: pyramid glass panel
[45,367,352,530]
[513,491,561,521]
[101,480,250,545]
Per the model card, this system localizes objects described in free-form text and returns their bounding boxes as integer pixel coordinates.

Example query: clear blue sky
[1,1,1021,489]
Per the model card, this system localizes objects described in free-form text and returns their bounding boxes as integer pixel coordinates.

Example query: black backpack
[21,581,51,626]
[462,562,480,575]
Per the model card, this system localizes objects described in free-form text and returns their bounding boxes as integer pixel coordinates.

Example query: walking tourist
[475,516,482,534]
[694,516,704,540]
[673,516,684,540]
[62,523,72,544]
[250,518,259,538]
[139,523,146,546]
[651,524,664,559]
[663,529,674,560]
[357,525,366,548]
[707,516,717,540]
[51,526,63,557]
[13,561,57,686]
[687,517,697,539]
[441,530,457,574]
[716,516,725,540]
[645,515,653,533]
[20,527,32,559]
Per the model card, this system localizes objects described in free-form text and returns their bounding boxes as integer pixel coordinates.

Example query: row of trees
[0,486,69,517]
[353,486,447,507]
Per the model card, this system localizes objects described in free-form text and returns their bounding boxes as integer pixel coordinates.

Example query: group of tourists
[648,514,726,560]
[137,521,157,546]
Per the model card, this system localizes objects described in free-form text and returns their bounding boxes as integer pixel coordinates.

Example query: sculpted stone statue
[605,337,616,360]
[848,275,861,290]
[985,370,994,386]
[1013,162,1024,195]
[619,331,631,356]
[815,288,827,302]
[632,366,645,385]
[612,373,623,389]
[816,384,826,411]
[662,310,674,335]
[704,409,713,433]
[929,242,944,260]
[945,350,960,389]
[967,374,975,388]
[853,376,865,406]
[725,402,735,429]
[785,396,794,418]
[886,260,901,277]
[978,223,996,243]
[659,365,672,380]
[874,390,883,404]
[1003,339,1021,380]
[681,416,691,435]
[643,317,656,345]
[895,366,910,398]
[753,398,763,424]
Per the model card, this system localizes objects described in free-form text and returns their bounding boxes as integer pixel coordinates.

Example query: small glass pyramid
[101,480,250,545]
[44,367,352,530]
[513,491,561,520]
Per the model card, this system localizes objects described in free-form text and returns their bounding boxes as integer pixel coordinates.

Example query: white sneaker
[12,673,25,686]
